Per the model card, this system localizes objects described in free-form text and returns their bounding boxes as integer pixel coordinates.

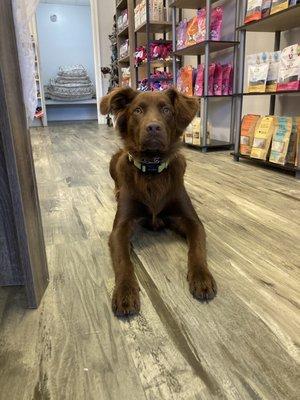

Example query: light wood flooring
[0,121,299,400]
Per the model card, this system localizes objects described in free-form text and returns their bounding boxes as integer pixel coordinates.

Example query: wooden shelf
[185,139,234,150]
[237,4,300,32]
[174,40,239,56]
[116,0,127,11]
[118,54,130,63]
[235,153,299,175]
[169,0,219,8]
[239,89,300,96]
[117,25,129,37]
[135,21,173,33]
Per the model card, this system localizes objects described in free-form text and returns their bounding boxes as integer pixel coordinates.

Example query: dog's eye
[134,107,143,114]
[162,107,171,115]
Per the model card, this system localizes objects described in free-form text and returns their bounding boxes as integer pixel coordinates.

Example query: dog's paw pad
[112,283,140,317]
[188,272,217,302]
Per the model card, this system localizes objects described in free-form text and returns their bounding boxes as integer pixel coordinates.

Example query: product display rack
[170,0,240,152]
[233,2,300,179]
[116,0,136,87]
[134,0,174,90]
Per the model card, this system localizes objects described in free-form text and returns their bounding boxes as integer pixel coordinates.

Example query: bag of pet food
[262,0,272,17]
[196,8,206,42]
[185,117,211,146]
[244,0,263,24]
[269,117,293,164]
[229,66,234,95]
[277,44,300,91]
[222,64,233,95]
[186,16,198,47]
[266,51,281,92]
[208,64,216,96]
[177,19,187,50]
[240,114,261,155]
[213,63,223,95]
[194,64,204,96]
[210,7,224,41]
[250,116,276,160]
[285,118,299,164]
[177,66,194,97]
[246,52,269,92]
[270,0,289,14]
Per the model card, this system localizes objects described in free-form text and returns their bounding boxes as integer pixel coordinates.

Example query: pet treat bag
[240,114,261,155]
[194,64,204,96]
[270,0,289,14]
[246,52,269,92]
[210,7,223,41]
[266,51,281,92]
[196,8,206,42]
[222,64,233,95]
[250,116,276,160]
[262,0,272,17]
[177,20,187,50]
[285,117,299,164]
[269,117,293,165]
[277,44,300,91]
[177,66,194,97]
[213,63,223,95]
[208,64,216,96]
[244,0,262,24]
[186,16,198,46]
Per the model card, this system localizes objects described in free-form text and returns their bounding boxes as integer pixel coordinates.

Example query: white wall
[36,3,95,84]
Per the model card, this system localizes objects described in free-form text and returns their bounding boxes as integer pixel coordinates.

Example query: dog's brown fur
[100,87,217,316]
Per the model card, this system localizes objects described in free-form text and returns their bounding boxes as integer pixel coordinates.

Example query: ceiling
[40,0,90,5]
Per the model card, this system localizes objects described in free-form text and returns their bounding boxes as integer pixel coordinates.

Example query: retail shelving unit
[170,0,240,152]
[116,0,136,87]
[134,0,174,90]
[233,2,300,178]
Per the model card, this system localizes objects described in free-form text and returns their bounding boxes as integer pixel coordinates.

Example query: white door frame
[90,0,106,124]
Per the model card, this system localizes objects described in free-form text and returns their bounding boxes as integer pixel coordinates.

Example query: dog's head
[100,87,199,156]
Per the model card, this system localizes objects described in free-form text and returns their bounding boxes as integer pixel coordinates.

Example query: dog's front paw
[112,281,140,317]
[188,270,217,301]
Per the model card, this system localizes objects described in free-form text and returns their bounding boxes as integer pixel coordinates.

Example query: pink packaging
[229,66,234,95]
[210,7,224,41]
[213,63,223,95]
[196,9,206,43]
[222,64,233,95]
[194,64,204,96]
[208,63,216,96]
[176,19,187,50]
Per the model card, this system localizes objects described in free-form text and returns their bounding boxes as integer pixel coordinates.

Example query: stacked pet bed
[45,65,95,101]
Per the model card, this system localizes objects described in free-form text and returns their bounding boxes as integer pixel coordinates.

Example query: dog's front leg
[109,201,140,316]
[167,190,217,301]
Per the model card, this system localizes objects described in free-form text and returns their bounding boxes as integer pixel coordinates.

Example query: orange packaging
[177,66,194,97]
[240,114,261,155]
[244,0,262,24]
[186,16,198,47]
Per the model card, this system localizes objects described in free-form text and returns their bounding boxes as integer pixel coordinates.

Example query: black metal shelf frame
[232,2,300,178]
[170,0,240,152]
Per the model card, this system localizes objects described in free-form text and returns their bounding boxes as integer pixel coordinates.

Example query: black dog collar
[128,153,169,173]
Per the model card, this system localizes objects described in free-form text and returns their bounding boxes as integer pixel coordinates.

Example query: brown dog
[100,87,217,316]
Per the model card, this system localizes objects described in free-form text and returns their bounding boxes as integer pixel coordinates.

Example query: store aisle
[0,122,299,400]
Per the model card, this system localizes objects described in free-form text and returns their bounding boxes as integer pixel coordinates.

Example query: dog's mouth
[140,138,167,153]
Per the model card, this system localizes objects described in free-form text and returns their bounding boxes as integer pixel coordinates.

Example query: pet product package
[269,117,293,165]
[186,16,199,46]
[222,64,233,95]
[208,63,216,96]
[244,0,262,24]
[213,63,223,95]
[177,66,194,97]
[270,0,289,14]
[277,44,300,91]
[250,116,276,160]
[196,8,206,42]
[246,52,269,92]
[266,51,281,92]
[210,7,224,41]
[194,64,204,96]
[285,118,298,164]
[262,0,272,17]
[184,117,211,146]
[240,114,261,155]
[177,19,187,49]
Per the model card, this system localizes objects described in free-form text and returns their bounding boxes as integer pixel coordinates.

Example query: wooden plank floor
[0,121,299,400]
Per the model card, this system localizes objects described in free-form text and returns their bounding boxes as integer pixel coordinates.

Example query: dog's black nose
[146,123,162,134]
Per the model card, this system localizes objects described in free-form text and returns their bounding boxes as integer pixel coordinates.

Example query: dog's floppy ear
[100,87,137,116]
[165,88,199,132]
